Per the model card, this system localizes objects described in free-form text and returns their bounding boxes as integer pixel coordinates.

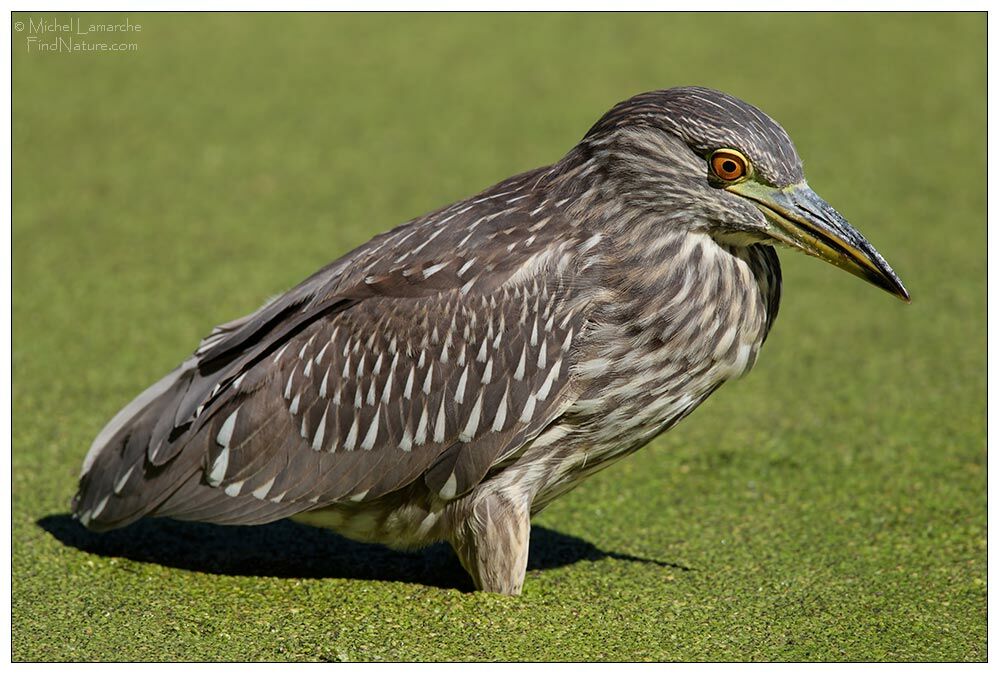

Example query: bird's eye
[710,149,749,182]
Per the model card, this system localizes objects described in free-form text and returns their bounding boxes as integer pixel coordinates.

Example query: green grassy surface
[13,12,985,662]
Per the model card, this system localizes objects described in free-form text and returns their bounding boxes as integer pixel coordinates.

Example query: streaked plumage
[73,87,907,595]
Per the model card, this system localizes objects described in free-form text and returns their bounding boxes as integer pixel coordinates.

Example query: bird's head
[581,86,909,302]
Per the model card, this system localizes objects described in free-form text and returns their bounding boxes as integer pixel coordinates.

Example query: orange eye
[710,150,749,181]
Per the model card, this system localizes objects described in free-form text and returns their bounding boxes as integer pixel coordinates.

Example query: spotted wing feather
[200,270,586,513]
[74,167,594,531]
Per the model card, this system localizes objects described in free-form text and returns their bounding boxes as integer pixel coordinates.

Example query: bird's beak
[727,181,910,302]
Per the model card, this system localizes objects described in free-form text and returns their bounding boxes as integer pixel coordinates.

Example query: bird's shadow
[37,514,690,592]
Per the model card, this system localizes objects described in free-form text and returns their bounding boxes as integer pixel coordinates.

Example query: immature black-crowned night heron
[74,87,908,594]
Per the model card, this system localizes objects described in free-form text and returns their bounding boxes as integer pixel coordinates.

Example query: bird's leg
[449,492,531,595]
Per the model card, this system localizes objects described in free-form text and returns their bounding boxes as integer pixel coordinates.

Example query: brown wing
[74,166,596,530]
[196,268,587,514]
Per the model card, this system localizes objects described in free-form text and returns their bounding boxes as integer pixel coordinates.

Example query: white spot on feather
[253,477,275,499]
[207,448,229,486]
[314,341,330,365]
[312,406,328,450]
[414,406,429,445]
[459,391,483,441]
[492,388,508,431]
[344,417,359,450]
[113,466,135,495]
[423,261,448,278]
[404,366,415,399]
[319,366,330,398]
[536,359,562,401]
[514,345,527,381]
[399,426,413,452]
[434,398,447,443]
[520,394,537,423]
[423,364,434,395]
[217,409,238,449]
[439,473,458,500]
[455,365,469,404]
[272,343,290,364]
[528,215,551,231]
[361,407,380,450]
[381,368,395,405]
[91,494,110,520]
[561,328,574,352]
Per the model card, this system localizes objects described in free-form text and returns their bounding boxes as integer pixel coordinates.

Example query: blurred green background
[13,12,985,662]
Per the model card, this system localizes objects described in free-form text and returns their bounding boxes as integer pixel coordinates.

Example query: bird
[73,86,909,595]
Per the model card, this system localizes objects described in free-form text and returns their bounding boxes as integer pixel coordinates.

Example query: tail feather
[73,357,311,532]
[80,358,193,478]
[72,360,206,531]
[73,272,348,532]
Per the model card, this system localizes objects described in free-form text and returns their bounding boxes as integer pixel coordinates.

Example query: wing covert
[200,267,589,511]
[76,165,601,530]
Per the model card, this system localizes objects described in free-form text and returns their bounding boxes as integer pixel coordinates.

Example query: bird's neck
[589,226,782,359]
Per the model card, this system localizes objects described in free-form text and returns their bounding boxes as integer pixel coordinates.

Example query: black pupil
[722,159,738,174]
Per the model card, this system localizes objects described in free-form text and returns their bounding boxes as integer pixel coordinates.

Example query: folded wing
[73,168,593,531]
